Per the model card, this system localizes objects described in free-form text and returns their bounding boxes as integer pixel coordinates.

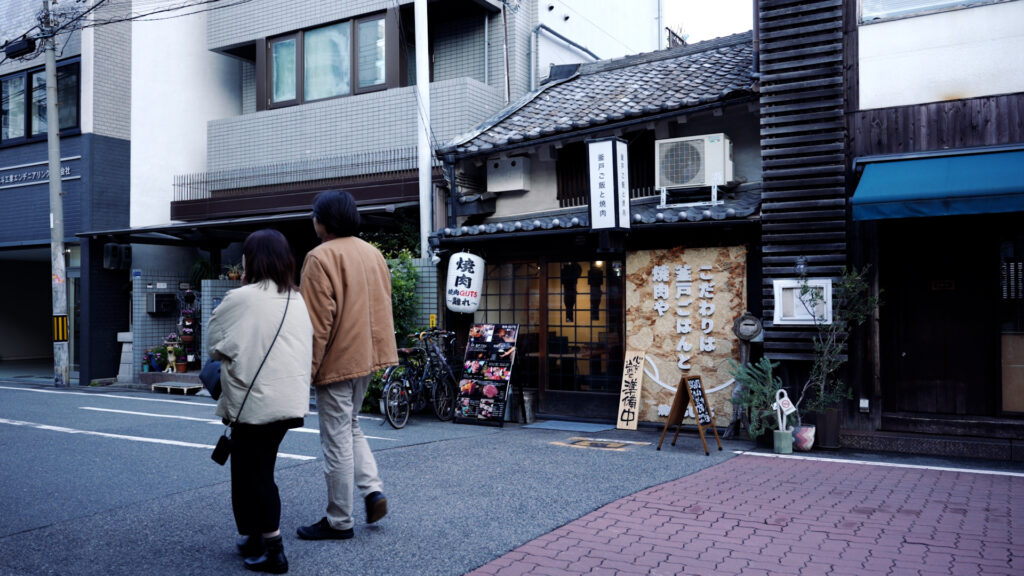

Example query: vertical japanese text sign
[617,351,645,430]
[587,137,630,230]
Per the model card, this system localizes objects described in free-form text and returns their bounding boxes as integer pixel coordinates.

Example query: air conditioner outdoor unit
[654,133,733,189]
[486,156,530,193]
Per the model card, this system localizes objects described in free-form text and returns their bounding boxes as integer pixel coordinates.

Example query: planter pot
[793,425,816,451]
[175,362,187,373]
[150,359,163,372]
[754,430,774,450]
[813,408,842,450]
[773,429,793,454]
[142,364,150,373]
[181,334,194,343]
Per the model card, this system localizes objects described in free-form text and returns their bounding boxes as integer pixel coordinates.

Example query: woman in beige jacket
[207,229,313,574]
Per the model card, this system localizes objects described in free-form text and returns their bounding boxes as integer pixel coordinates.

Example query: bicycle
[381,329,459,429]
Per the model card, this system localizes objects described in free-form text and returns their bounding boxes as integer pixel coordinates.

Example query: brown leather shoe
[296,517,354,540]
[365,491,388,524]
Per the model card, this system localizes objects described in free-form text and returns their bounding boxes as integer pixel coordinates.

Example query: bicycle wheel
[432,370,456,421]
[382,368,411,429]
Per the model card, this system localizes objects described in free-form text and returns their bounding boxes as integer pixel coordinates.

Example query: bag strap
[225,290,291,431]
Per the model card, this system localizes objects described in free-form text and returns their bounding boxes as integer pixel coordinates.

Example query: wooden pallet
[151,383,202,395]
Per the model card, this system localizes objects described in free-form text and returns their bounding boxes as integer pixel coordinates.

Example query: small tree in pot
[792,267,880,448]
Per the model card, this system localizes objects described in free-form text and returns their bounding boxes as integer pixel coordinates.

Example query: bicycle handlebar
[406,329,451,341]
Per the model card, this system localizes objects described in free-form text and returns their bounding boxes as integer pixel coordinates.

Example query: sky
[662,0,754,44]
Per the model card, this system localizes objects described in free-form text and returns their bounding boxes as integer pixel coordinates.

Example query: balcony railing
[173,147,440,201]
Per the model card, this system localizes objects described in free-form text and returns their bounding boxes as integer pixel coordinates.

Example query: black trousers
[230,420,292,536]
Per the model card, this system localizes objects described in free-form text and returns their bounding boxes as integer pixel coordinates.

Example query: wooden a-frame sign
[656,374,723,455]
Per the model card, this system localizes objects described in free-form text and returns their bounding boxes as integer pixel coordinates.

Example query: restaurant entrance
[473,257,625,421]
[879,215,1024,417]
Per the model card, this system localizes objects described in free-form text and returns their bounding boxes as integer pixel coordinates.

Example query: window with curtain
[304,22,350,101]
[267,12,388,109]
[1,75,26,141]
[357,17,386,89]
[270,37,297,104]
[1,61,79,145]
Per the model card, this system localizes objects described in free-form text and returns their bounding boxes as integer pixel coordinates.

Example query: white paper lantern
[445,252,485,313]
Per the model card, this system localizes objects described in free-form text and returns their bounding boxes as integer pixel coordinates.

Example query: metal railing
[173,147,439,201]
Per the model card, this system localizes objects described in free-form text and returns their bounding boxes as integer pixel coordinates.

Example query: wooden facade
[849,94,1024,158]
[758,0,848,360]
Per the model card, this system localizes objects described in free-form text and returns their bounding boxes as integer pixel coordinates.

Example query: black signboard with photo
[455,323,519,427]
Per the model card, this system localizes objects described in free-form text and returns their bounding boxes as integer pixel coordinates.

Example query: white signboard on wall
[588,137,630,230]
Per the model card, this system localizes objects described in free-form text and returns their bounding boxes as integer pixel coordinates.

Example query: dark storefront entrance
[878,215,1024,418]
[469,257,625,421]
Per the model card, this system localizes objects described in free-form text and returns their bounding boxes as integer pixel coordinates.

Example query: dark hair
[312,189,360,237]
[242,229,296,293]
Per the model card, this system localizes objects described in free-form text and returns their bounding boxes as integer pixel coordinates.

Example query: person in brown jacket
[297,190,398,541]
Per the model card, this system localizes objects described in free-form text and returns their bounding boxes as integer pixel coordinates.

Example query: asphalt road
[0,381,741,576]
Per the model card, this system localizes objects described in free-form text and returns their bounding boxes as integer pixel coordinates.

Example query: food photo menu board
[455,323,519,427]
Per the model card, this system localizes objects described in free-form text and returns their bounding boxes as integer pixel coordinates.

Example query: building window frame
[264,11,390,110]
[1,59,81,147]
[860,0,1011,23]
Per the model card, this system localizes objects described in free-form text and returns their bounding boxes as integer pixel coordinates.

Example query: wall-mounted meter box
[147,293,176,316]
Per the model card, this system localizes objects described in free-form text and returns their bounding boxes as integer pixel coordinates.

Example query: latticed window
[554,132,656,208]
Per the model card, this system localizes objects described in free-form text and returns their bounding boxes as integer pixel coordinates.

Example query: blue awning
[852,150,1024,220]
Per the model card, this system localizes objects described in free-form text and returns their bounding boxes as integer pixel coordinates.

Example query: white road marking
[78,407,397,440]
[735,450,1024,478]
[1,385,384,423]
[81,407,220,423]
[0,417,316,461]
[0,385,216,407]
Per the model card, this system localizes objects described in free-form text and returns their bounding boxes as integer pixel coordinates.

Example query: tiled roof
[440,31,755,156]
[435,184,761,240]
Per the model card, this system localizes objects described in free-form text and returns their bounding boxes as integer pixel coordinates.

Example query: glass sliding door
[470,257,625,420]
[542,259,624,419]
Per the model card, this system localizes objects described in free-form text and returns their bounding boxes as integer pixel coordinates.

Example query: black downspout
[444,153,458,228]
[752,0,760,78]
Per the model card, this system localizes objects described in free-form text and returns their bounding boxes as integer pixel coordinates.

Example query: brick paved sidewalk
[469,452,1024,576]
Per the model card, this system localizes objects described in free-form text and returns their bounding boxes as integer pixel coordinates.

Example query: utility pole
[41,0,70,387]
[415,0,431,258]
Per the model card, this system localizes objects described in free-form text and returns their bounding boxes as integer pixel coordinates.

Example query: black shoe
[244,535,287,574]
[296,517,354,540]
[365,491,388,524]
[236,534,265,557]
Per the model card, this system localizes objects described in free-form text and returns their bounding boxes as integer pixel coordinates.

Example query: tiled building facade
[0,0,131,382]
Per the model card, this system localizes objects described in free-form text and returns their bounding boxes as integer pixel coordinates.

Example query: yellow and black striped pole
[53,314,68,343]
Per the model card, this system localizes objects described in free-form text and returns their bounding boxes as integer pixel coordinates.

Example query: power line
[2,0,254,66]
[554,1,640,56]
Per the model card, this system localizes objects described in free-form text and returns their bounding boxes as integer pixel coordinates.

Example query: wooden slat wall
[759,0,847,360]
[849,95,1024,157]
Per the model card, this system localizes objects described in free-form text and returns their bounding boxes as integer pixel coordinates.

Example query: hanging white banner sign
[588,137,630,230]
[446,252,485,313]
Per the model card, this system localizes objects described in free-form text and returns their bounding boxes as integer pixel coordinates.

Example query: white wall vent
[486,157,531,193]
[654,133,733,189]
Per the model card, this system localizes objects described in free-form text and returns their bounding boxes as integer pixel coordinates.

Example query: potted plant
[728,356,786,449]
[791,267,880,449]
[225,263,243,281]
[180,323,196,343]
[141,350,152,372]
[145,346,169,372]
[172,346,187,373]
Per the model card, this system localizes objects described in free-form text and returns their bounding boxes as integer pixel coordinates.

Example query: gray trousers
[317,375,383,530]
